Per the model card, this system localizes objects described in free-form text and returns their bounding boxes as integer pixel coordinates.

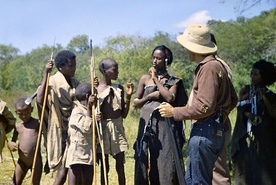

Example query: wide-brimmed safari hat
[177,24,217,54]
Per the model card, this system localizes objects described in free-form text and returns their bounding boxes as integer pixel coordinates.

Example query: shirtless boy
[8,98,42,185]
[96,58,134,185]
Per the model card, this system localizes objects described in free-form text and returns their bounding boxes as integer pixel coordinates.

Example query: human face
[152,50,165,69]
[60,58,76,78]
[16,106,33,123]
[105,62,119,80]
[250,68,262,85]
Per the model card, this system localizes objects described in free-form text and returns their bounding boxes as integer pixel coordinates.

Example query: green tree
[67,35,89,55]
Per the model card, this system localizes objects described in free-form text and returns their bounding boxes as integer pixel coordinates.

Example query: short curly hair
[253,59,276,86]
[54,50,76,69]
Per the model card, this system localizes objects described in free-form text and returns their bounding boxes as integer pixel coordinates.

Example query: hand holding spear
[30,41,55,185]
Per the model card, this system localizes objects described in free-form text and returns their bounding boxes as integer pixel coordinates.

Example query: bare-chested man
[96,58,134,185]
[8,98,42,185]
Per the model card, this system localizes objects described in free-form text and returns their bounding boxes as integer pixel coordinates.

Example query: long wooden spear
[90,40,107,184]
[90,40,97,185]
[30,39,55,185]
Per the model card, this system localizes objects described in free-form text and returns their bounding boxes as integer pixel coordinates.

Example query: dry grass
[0,109,237,184]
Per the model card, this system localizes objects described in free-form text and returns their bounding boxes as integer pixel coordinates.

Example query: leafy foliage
[0,9,275,103]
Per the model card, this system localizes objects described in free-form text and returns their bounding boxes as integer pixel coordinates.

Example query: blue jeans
[185,116,225,185]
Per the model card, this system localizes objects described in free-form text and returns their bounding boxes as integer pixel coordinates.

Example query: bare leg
[32,155,43,185]
[53,164,68,185]
[13,160,28,185]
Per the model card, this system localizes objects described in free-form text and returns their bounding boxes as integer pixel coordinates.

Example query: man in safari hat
[158,24,237,185]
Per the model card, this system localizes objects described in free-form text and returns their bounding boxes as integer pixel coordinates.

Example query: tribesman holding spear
[36,49,80,185]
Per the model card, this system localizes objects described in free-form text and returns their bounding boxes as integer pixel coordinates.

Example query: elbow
[163,93,176,103]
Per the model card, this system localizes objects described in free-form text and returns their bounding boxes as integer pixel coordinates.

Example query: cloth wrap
[37,71,80,171]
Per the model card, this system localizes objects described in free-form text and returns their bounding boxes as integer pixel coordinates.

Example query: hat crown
[177,24,217,54]
[184,24,211,45]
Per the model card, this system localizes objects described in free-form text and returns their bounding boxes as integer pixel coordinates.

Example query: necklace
[157,71,168,81]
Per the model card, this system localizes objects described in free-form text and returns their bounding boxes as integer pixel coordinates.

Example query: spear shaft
[30,39,55,185]
[90,40,97,185]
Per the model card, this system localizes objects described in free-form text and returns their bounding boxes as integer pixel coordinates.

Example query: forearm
[122,98,131,118]
[133,96,150,108]
[173,104,215,121]
[36,71,50,104]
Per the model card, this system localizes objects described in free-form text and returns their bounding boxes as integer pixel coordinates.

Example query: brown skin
[133,49,176,109]
[96,59,133,185]
[97,61,134,119]
[8,105,42,185]
[240,68,276,122]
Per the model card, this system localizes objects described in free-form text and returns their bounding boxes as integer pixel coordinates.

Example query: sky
[1,0,275,55]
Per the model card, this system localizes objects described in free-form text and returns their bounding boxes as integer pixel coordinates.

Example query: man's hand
[148,67,157,81]
[158,102,174,118]
[88,94,97,108]
[46,60,54,73]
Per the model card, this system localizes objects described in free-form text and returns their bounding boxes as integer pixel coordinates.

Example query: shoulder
[118,84,124,90]
[139,74,151,82]
[266,89,276,102]
[196,57,220,74]
[205,59,223,70]
[29,117,40,128]
[112,84,124,92]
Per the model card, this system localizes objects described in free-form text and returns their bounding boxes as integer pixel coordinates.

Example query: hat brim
[177,34,217,54]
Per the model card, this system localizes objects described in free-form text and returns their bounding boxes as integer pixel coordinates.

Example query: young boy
[8,98,42,185]
[66,83,98,185]
[36,50,80,184]
[96,58,134,185]
[0,99,16,163]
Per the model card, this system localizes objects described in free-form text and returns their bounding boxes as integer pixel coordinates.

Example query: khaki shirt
[66,103,93,167]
